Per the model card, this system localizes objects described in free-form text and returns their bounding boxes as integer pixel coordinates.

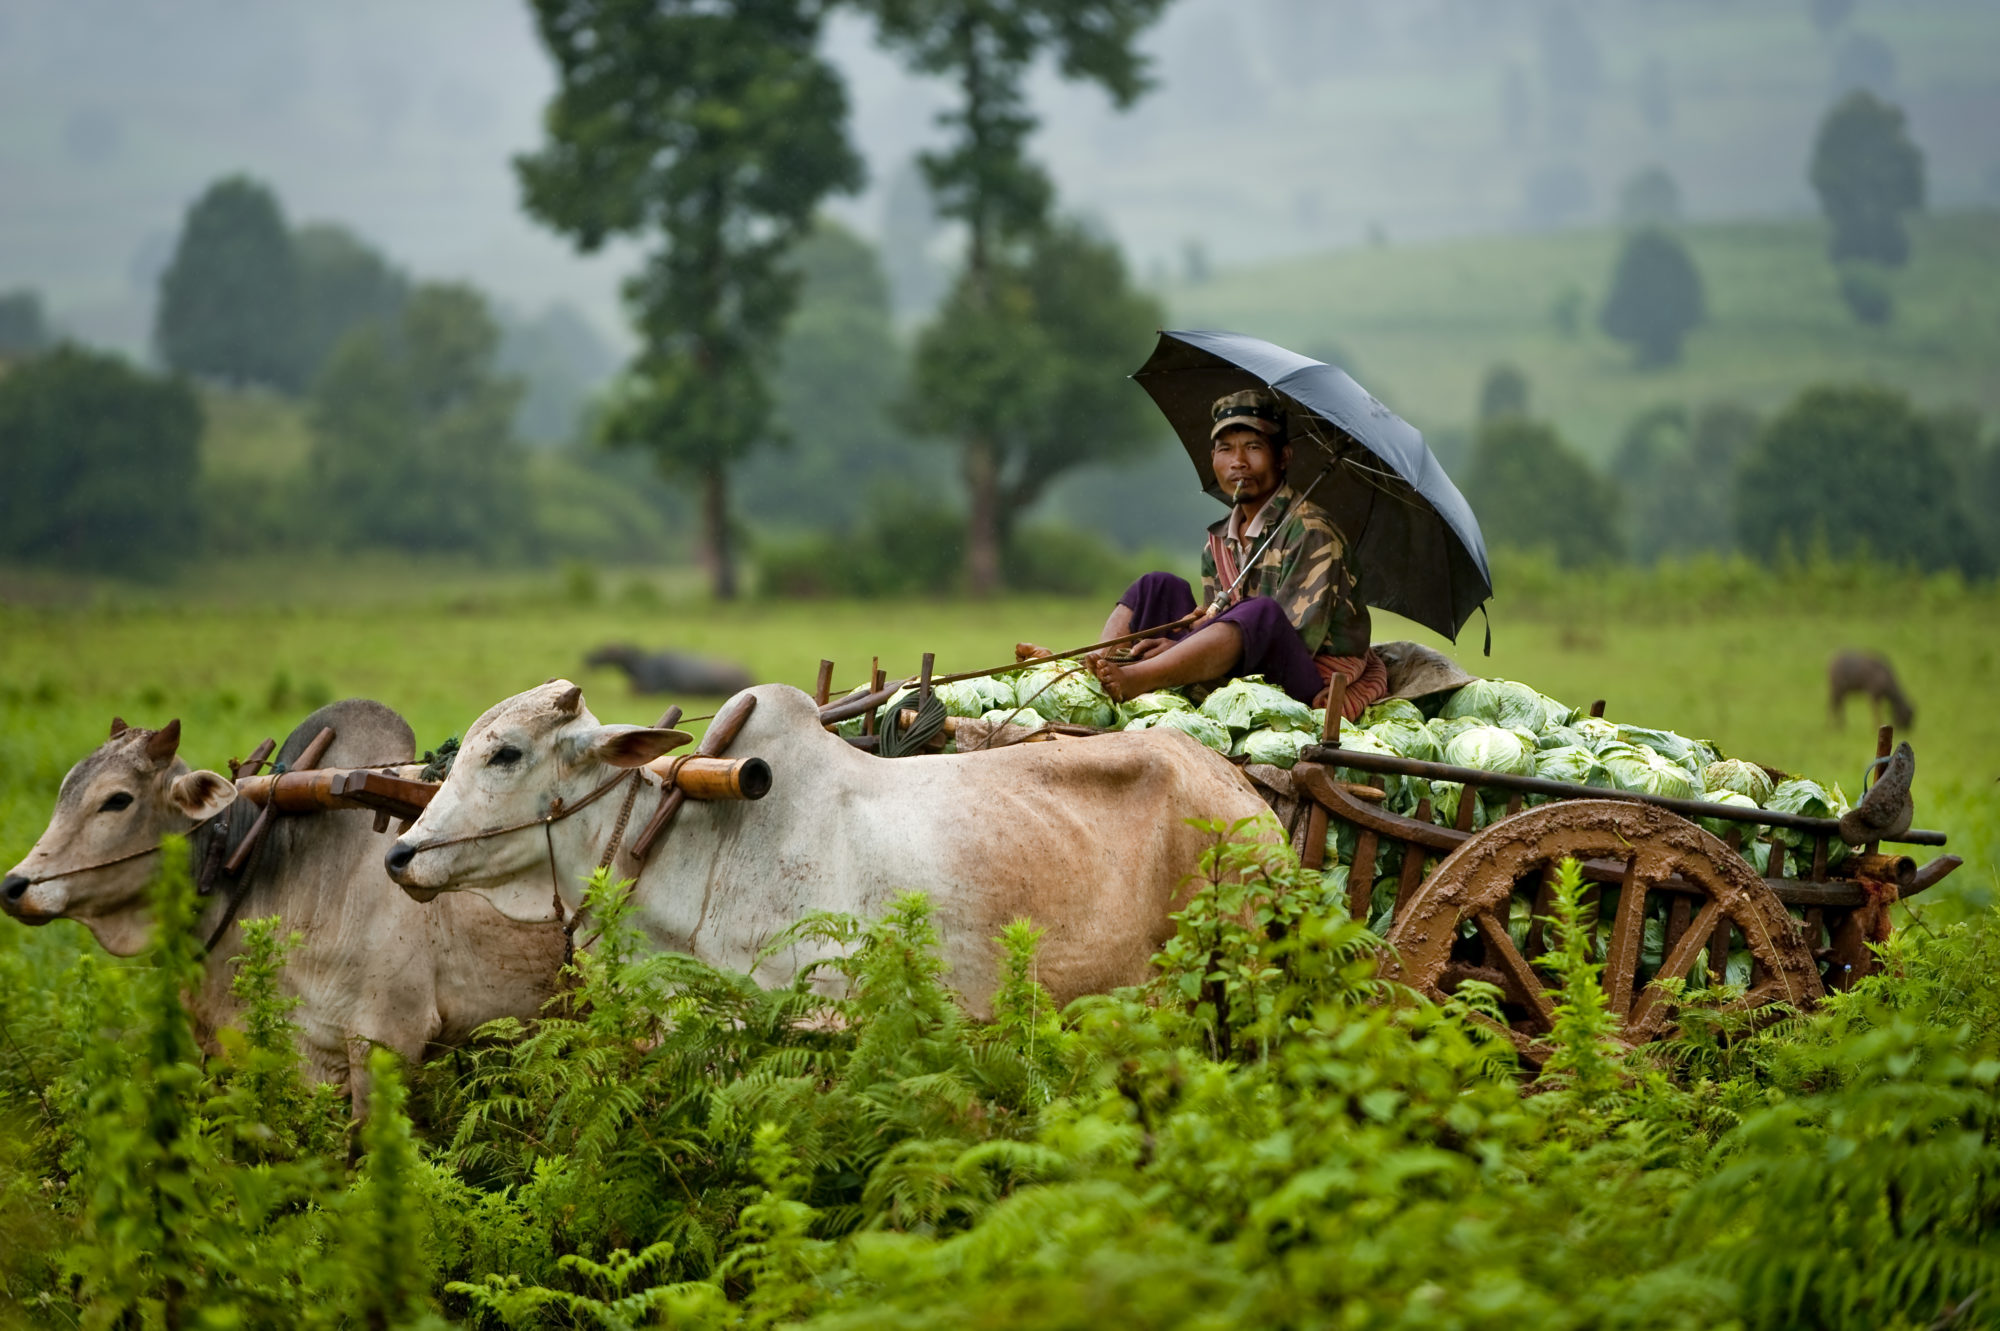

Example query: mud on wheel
[1378,800,1824,1058]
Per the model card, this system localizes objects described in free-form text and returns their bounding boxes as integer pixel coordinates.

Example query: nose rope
[11,809,231,887]
[396,766,650,966]
[398,766,642,856]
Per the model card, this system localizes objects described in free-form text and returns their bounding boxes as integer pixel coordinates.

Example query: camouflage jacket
[1199,484,1371,658]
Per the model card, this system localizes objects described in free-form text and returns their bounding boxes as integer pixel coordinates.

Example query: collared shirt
[1199,482,1371,658]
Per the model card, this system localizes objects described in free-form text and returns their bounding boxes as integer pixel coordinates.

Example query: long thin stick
[817,609,1207,724]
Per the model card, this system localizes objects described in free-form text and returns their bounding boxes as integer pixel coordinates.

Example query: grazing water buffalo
[384,681,1274,1014]
[2,700,567,1111]
[584,643,754,697]
[1828,649,1915,731]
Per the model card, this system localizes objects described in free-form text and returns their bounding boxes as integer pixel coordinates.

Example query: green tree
[155,175,305,390]
[1611,401,1757,564]
[1467,414,1623,567]
[1735,384,1983,574]
[864,0,1173,594]
[740,219,938,532]
[0,288,48,357]
[903,219,1164,565]
[1477,362,1531,421]
[1598,227,1705,368]
[307,282,531,558]
[517,0,863,600]
[0,345,201,572]
[293,222,410,387]
[1810,90,1925,268]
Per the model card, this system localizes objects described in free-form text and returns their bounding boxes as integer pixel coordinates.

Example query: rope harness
[399,765,657,963]
[10,804,247,954]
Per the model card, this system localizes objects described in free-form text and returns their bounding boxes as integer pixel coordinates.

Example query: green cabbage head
[1440,679,1574,733]
[1442,725,1538,778]
[1124,709,1231,752]
[1013,663,1117,728]
[1200,676,1314,734]
[1701,758,1776,806]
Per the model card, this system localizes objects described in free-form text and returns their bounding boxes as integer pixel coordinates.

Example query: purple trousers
[1118,571,1324,705]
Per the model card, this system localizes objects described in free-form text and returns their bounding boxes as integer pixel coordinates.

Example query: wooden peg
[814,660,834,708]
[226,726,335,875]
[631,693,759,862]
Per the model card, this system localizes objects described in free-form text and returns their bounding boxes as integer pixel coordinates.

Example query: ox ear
[572,724,692,769]
[169,769,237,823]
[109,716,130,738]
[144,719,182,765]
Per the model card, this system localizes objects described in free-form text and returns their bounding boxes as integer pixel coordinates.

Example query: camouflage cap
[1210,388,1287,441]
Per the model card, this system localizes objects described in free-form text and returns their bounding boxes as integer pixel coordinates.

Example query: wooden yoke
[238,768,437,823]
[224,726,335,875]
[630,692,760,863]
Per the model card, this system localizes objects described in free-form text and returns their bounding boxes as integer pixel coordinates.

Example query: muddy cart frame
[1291,693,1959,1059]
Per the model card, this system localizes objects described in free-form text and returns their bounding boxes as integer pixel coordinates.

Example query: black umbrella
[1131,328,1492,646]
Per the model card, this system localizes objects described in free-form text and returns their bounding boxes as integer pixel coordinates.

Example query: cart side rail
[1299,743,1947,849]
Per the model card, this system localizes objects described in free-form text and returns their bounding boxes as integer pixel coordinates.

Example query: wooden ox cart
[821,652,1960,1058]
[1275,683,1957,1058]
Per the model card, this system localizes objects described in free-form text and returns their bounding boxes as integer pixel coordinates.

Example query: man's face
[1210,427,1287,504]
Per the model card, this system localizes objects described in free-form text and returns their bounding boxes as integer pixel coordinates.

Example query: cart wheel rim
[1378,799,1824,1051]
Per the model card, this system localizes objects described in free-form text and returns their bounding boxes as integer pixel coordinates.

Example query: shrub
[1599,227,1707,368]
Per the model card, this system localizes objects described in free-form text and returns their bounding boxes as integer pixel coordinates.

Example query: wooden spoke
[1628,899,1724,1038]
[1471,909,1555,1032]
[1381,801,1822,1056]
[1601,856,1648,1017]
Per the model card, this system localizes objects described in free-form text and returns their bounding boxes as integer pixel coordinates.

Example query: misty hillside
[5,0,1997,358]
[1162,211,2000,465]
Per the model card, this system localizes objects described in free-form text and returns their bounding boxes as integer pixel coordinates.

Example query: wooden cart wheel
[1378,800,1823,1055]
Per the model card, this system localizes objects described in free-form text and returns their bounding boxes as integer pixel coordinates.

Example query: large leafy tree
[864,0,1173,594]
[0,346,202,572]
[1466,414,1622,568]
[0,288,48,358]
[1810,90,1925,267]
[293,222,410,388]
[1598,227,1705,368]
[1611,401,1758,564]
[903,220,1162,563]
[517,0,863,599]
[1735,385,1983,575]
[307,283,530,558]
[155,176,305,390]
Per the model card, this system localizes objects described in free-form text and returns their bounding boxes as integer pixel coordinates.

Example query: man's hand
[1127,636,1173,661]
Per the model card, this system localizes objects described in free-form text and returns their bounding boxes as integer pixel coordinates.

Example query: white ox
[1,701,568,1111]
[384,681,1274,1012]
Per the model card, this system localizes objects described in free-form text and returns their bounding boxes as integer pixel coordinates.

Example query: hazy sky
[4,0,1995,357]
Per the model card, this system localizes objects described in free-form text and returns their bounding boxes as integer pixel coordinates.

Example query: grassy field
[4,565,1995,922]
[1167,211,2000,461]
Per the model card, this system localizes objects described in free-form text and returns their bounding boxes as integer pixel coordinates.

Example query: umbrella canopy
[1131,328,1492,644]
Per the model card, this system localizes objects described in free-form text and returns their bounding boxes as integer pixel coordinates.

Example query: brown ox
[2,700,567,1111]
[385,681,1276,1014]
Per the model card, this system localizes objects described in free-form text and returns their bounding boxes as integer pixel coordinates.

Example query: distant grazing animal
[1,700,568,1113]
[585,643,754,697]
[1828,650,1915,731]
[385,681,1274,1015]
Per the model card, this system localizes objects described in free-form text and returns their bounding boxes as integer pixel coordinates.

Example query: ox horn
[109,716,130,737]
[144,718,182,764]
[553,684,584,716]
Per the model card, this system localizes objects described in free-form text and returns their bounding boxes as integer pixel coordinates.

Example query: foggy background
[10,0,1998,358]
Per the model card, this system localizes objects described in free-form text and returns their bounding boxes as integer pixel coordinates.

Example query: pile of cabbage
[846,668,1849,862]
[852,669,1852,970]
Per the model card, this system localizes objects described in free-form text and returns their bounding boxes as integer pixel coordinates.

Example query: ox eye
[99,792,134,813]
[489,745,523,767]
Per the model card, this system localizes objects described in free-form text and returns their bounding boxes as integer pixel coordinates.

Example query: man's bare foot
[1015,642,1054,662]
[1087,652,1134,703]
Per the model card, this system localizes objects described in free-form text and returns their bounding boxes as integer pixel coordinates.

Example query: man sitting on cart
[1077,388,1388,721]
